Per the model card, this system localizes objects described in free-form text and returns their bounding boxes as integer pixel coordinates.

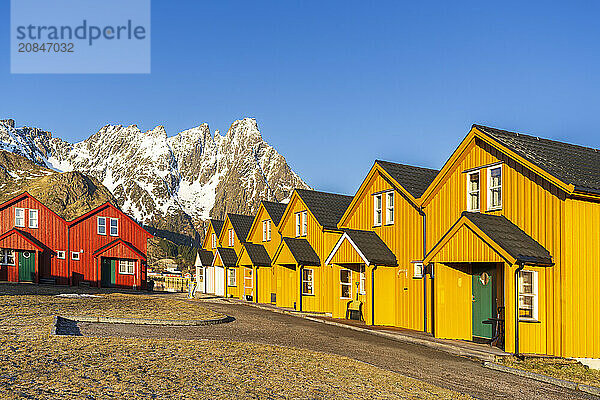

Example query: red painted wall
[0,194,151,288]
[69,203,150,287]
[0,194,69,284]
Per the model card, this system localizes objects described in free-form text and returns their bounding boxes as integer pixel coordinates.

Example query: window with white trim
[466,171,480,211]
[227,268,237,287]
[57,251,66,260]
[119,259,135,275]
[211,233,216,248]
[28,209,38,228]
[373,194,382,226]
[487,166,502,210]
[519,270,538,320]
[302,268,314,295]
[71,252,80,261]
[109,218,118,236]
[244,268,253,289]
[0,249,15,265]
[262,220,272,242]
[385,192,394,225]
[295,213,301,237]
[359,268,366,295]
[97,217,107,235]
[340,269,352,299]
[302,211,308,236]
[228,228,235,247]
[15,208,25,227]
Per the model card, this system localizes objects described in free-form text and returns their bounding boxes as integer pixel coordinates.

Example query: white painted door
[206,266,215,294]
[215,266,225,296]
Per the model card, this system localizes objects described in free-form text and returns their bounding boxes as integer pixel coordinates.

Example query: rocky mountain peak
[0,117,309,245]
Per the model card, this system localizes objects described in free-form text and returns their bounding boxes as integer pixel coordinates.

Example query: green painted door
[18,251,35,282]
[101,258,116,287]
[472,264,496,339]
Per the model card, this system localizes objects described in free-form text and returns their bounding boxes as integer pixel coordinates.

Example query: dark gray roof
[343,229,397,266]
[375,160,439,199]
[262,201,287,226]
[241,243,271,266]
[197,249,214,266]
[281,237,321,266]
[295,189,353,230]
[227,213,255,242]
[475,124,600,194]
[462,212,553,265]
[210,219,224,237]
[216,247,238,267]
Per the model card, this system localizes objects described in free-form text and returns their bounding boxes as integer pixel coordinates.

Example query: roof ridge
[474,124,600,153]
[375,159,440,173]
[295,188,353,199]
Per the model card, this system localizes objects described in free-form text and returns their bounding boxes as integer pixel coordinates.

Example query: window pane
[340,269,351,283]
[341,284,351,298]
[469,173,479,191]
[490,168,501,187]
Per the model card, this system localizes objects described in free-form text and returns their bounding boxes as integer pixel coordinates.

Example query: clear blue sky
[2,1,600,194]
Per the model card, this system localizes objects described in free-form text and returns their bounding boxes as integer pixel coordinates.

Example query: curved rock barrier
[52,314,234,335]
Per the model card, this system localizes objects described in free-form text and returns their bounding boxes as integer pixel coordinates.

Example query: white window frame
[302,211,308,236]
[302,268,314,295]
[28,209,38,228]
[15,208,25,227]
[57,251,66,260]
[267,220,271,241]
[227,268,237,287]
[373,194,382,226]
[119,259,135,275]
[97,217,107,235]
[197,268,204,283]
[359,269,366,295]
[211,233,216,249]
[466,171,480,212]
[262,220,272,242]
[295,213,301,237]
[71,251,80,261]
[0,249,15,266]
[413,262,424,279]
[385,191,394,225]
[519,270,539,321]
[340,268,352,299]
[109,218,118,236]
[228,228,234,247]
[244,268,253,289]
[487,165,503,211]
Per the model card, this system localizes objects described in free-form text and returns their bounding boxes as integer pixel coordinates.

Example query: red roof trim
[92,238,147,260]
[0,192,68,226]
[0,228,45,252]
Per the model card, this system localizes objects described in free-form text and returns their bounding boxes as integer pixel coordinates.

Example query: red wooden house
[0,192,152,289]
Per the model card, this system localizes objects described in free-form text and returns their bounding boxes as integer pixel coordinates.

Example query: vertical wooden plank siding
[339,171,425,330]
[423,137,568,356]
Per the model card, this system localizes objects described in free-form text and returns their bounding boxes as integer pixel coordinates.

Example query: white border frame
[466,170,480,212]
[487,164,503,211]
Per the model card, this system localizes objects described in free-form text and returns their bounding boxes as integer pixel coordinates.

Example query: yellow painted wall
[561,198,600,358]
[276,193,343,314]
[430,224,506,264]
[423,137,567,355]
[201,222,221,253]
[433,263,472,340]
[255,266,273,303]
[338,168,425,330]
[276,264,297,309]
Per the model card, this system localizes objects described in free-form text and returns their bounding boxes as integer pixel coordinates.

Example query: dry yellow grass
[0,284,471,399]
[501,356,600,388]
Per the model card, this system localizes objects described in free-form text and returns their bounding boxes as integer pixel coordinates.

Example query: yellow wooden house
[271,189,353,313]
[421,124,600,358]
[213,213,254,299]
[325,160,438,328]
[238,201,287,304]
[199,219,223,295]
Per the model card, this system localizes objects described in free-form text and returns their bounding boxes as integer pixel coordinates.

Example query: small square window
[109,218,118,236]
[227,268,237,287]
[57,251,66,259]
[28,209,38,228]
[373,195,382,226]
[15,208,25,228]
[340,269,352,299]
[71,252,80,261]
[413,262,424,279]
[466,171,480,212]
[97,217,107,235]
[119,260,134,274]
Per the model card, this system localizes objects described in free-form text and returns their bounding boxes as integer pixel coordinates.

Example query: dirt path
[78,299,596,400]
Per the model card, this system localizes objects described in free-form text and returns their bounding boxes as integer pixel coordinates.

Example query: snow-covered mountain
[0,118,308,244]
